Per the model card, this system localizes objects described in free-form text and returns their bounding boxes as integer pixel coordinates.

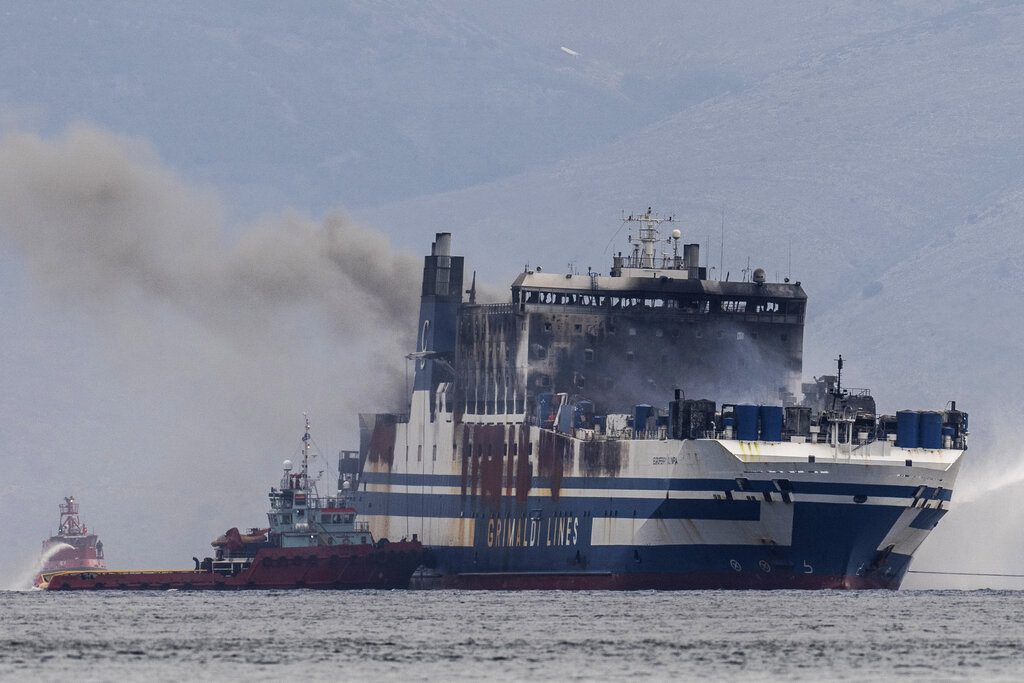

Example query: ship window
[344,514,355,523]
[321,514,331,523]
[538,375,551,387]
[584,348,594,362]
[417,445,422,462]
[544,322,552,331]
[574,324,582,332]
[432,445,437,461]
[361,536,367,544]
[575,374,585,388]
[737,332,744,340]
[282,514,292,524]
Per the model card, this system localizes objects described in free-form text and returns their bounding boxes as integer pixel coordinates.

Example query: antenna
[719,206,725,281]
[830,354,845,410]
[466,271,477,304]
[788,238,792,281]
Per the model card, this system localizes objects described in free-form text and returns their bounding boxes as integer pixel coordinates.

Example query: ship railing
[354,521,370,533]
[465,302,516,315]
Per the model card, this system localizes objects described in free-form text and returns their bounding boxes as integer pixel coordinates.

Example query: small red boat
[39,418,422,590]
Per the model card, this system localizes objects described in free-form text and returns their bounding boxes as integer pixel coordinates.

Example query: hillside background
[1,1,1022,587]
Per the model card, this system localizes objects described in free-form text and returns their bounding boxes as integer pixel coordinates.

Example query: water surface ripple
[1,590,1021,681]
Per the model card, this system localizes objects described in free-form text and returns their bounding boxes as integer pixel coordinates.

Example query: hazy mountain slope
[0,1,968,217]
[367,1,1024,314]
[1,1,1020,584]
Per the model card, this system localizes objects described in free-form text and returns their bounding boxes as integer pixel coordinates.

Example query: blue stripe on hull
[361,471,953,501]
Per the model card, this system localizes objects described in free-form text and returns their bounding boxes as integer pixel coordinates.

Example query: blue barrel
[759,405,784,442]
[919,411,943,449]
[634,404,653,432]
[896,410,920,448]
[735,404,759,441]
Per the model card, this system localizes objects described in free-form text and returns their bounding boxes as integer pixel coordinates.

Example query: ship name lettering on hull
[486,517,579,548]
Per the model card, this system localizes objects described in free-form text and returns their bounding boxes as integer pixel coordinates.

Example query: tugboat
[39,418,422,590]
[33,496,106,587]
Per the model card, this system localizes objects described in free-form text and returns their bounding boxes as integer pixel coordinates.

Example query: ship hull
[358,409,960,591]
[40,541,422,591]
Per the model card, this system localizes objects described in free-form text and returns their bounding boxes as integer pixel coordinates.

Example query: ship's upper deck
[509,271,806,320]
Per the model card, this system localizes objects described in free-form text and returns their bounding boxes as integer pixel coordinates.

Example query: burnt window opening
[628,327,637,336]
[584,348,595,362]
[432,445,437,462]
[626,351,635,361]
[574,374,585,388]
[574,324,582,332]
[537,375,551,387]
[544,321,552,331]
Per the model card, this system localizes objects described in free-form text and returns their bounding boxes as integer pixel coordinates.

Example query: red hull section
[42,541,422,591]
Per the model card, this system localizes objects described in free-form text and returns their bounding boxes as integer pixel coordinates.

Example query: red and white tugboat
[34,496,106,587]
[39,417,422,590]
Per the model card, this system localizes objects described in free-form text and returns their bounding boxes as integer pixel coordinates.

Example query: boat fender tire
[377,538,390,548]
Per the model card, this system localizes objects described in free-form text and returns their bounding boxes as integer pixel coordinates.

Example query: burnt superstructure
[356,213,967,590]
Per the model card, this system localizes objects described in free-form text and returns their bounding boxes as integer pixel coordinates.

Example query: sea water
[1,589,1022,681]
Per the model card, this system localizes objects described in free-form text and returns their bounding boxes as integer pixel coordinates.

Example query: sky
[1,0,1023,588]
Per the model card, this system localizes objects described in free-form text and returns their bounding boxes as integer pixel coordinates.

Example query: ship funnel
[414,233,464,407]
[432,232,452,257]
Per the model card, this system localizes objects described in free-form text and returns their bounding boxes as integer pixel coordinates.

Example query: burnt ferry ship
[353,211,967,589]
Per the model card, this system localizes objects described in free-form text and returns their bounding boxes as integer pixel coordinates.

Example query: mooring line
[909,570,1024,578]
